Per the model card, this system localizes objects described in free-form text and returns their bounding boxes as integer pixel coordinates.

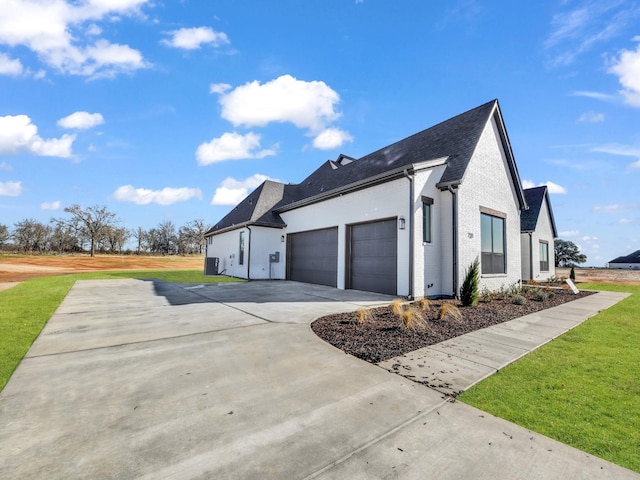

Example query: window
[539,241,549,272]
[481,213,505,274]
[422,196,433,243]
[239,231,245,265]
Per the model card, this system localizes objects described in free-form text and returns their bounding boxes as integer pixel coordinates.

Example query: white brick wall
[530,198,556,281]
[456,116,523,293]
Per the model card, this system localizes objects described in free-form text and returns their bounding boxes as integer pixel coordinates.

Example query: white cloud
[312,128,354,150]
[0,52,23,76]
[591,143,640,168]
[593,204,622,213]
[209,83,231,94]
[41,200,61,210]
[0,0,150,78]
[0,180,23,196]
[162,27,229,50]
[219,75,342,132]
[582,236,598,241]
[196,131,277,165]
[619,218,636,225]
[578,111,604,122]
[609,40,640,107]
[521,179,567,194]
[0,114,75,158]
[0,161,11,171]
[571,90,616,102]
[211,174,277,206]
[113,185,202,205]
[57,111,104,129]
[559,230,580,238]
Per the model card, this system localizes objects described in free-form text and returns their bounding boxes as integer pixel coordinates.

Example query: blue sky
[0,0,639,265]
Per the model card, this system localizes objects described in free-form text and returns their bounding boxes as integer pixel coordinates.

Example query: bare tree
[103,226,129,253]
[148,220,177,254]
[64,204,118,257]
[132,227,148,254]
[177,219,210,254]
[49,218,79,254]
[12,219,51,253]
[0,223,9,248]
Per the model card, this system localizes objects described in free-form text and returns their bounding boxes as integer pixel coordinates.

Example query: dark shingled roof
[521,186,558,237]
[207,99,526,235]
[609,250,640,264]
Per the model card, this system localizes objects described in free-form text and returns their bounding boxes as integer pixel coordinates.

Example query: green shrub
[570,266,576,281]
[533,289,547,302]
[460,258,479,307]
[512,294,527,305]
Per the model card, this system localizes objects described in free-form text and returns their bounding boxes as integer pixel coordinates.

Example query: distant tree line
[0,204,211,257]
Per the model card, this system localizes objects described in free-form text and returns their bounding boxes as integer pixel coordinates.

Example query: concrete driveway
[0,279,637,479]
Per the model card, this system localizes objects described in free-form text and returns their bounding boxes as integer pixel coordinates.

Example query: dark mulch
[311,289,595,364]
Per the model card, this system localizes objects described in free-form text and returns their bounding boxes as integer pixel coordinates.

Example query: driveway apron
[0,280,637,479]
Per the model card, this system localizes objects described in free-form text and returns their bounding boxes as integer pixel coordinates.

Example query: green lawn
[0,270,239,392]
[459,283,640,473]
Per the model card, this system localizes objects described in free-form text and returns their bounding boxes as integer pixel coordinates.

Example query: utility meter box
[269,252,280,263]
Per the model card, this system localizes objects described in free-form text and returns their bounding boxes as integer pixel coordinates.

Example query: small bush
[570,266,576,281]
[400,307,427,331]
[480,286,494,303]
[391,298,406,316]
[416,298,431,311]
[438,303,463,322]
[548,291,555,300]
[356,307,374,324]
[460,258,480,307]
[512,294,527,305]
[533,289,547,302]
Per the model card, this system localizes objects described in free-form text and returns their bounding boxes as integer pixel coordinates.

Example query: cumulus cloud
[112,185,202,205]
[0,0,150,78]
[312,128,354,150]
[219,75,342,132]
[211,174,278,206]
[0,114,75,158]
[41,200,61,210]
[578,111,604,122]
[162,27,229,50]
[0,52,23,76]
[609,39,640,107]
[196,131,277,165]
[0,180,23,196]
[522,179,567,194]
[209,82,231,94]
[57,111,104,129]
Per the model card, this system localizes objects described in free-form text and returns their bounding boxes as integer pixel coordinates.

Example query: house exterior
[205,99,556,298]
[607,250,640,269]
[520,186,557,281]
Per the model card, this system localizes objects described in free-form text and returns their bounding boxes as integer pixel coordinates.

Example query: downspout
[403,169,414,300]
[246,226,252,281]
[528,232,533,281]
[448,186,458,297]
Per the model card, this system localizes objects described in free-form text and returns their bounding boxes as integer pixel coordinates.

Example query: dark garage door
[287,227,338,287]
[348,219,397,295]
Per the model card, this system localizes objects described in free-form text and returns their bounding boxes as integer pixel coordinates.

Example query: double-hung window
[480,212,506,274]
[539,241,549,272]
[422,196,433,243]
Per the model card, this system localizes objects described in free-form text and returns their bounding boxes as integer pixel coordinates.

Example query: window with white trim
[239,231,245,265]
[422,196,433,243]
[539,241,549,272]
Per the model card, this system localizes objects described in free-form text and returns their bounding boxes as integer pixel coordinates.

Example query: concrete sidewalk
[0,280,637,479]
[378,290,630,396]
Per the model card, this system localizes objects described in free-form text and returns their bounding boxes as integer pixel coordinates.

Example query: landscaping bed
[311,288,594,363]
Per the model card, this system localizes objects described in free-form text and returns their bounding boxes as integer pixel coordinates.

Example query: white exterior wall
[206,227,249,279]
[281,178,411,295]
[520,233,532,280]
[529,199,556,281]
[246,227,286,280]
[456,116,523,293]
[608,263,640,270]
[412,165,451,298]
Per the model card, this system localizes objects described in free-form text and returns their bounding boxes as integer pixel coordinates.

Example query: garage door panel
[349,219,397,295]
[288,228,338,287]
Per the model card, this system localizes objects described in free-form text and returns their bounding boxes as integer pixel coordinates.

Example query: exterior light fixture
[398,216,406,230]
[281,235,285,242]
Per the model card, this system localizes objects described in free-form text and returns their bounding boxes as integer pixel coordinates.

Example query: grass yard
[459,283,640,473]
[0,270,239,392]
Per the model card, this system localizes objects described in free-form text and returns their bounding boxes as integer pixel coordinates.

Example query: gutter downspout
[448,186,458,297]
[404,169,414,300]
[246,226,252,281]
[528,232,533,281]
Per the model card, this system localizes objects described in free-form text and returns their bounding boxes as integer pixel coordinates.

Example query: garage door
[348,219,397,295]
[287,227,338,287]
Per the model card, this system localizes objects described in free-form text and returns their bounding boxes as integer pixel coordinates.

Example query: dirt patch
[312,289,594,364]
[557,267,640,285]
[0,254,204,285]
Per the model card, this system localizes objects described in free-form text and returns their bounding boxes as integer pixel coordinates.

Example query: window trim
[422,196,433,244]
[539,240,549,272]
[239,231,245,266]
[480,212,506,275]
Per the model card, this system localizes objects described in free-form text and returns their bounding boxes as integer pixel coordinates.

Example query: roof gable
[521,186,558,237]
[609,250,640,264]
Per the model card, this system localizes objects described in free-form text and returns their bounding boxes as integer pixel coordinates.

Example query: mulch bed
[311,288,595,364]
